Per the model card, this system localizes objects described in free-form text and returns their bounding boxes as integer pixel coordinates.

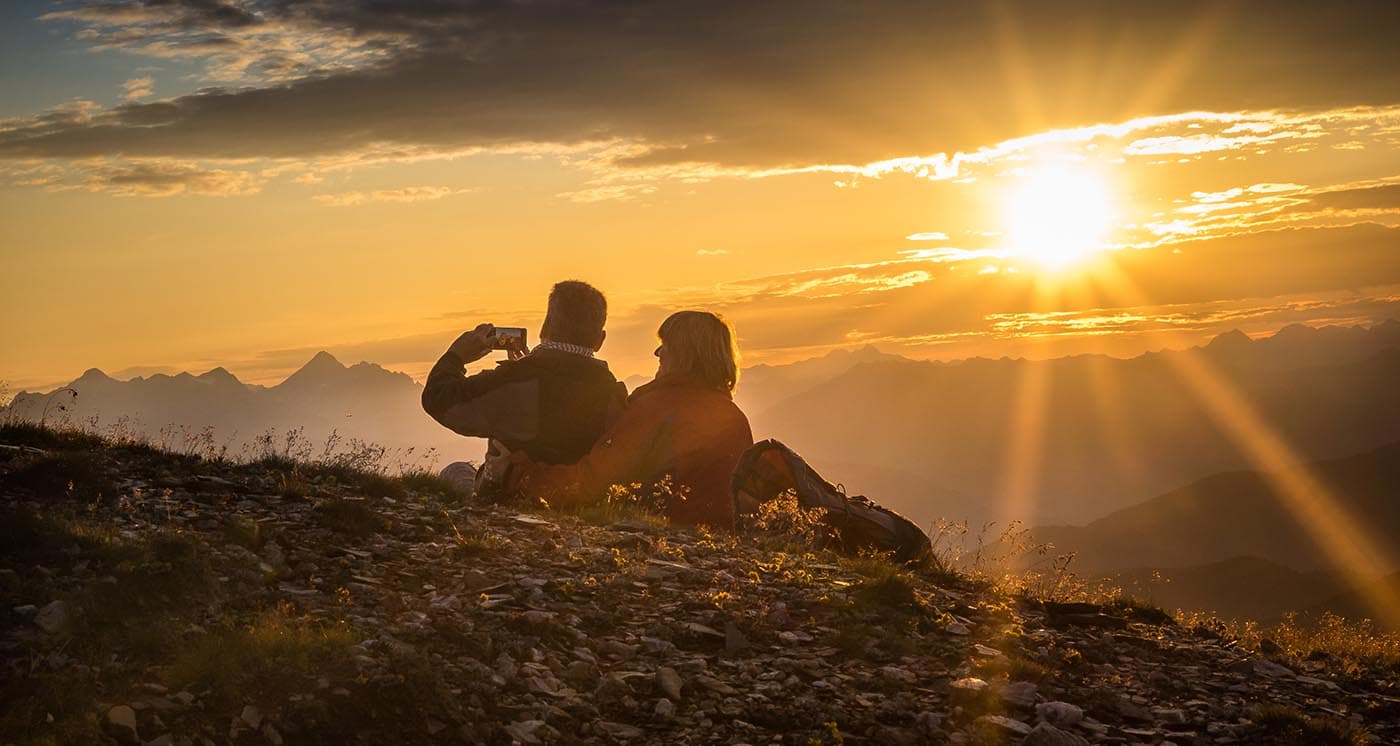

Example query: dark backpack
[730,439,932,563]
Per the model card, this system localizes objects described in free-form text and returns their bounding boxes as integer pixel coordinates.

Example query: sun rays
[995,251,1400,627]
[1002,164,1117,269]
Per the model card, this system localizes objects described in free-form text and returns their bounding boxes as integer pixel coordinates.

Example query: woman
[513,310,753,528]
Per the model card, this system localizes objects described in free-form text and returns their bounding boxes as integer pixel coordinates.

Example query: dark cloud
[65,160,262,196]
[9,0,1400,167]
[1308,184,1400,212]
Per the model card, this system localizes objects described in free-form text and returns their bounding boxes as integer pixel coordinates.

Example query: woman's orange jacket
[515,374,753,529]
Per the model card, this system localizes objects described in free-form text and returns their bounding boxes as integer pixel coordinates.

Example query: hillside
[1032,440,1400,576]
[752,321,1400,526]
[5,426,1400,744]
[1105,557,1345,623]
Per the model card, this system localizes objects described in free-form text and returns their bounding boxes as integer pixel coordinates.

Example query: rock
[595,721,644,739]
[878,665,917,684]
[35,600,72,635]
[240,704,262,729]
[1035,701,1084,727]
[1153,707,1187,725]
[503,719,546,744]
[1021,723,1091,746]
[875,725,921,745]
[949,677,989,703]
[1253,659,1296,678]
[565,660,599,687]
[946,621,971,635]
[654,698,676,719]
[974,714,1032,737]
[105,705,139,744]
[1115,698,1153,723]
[998,681,1037,709]
[974,643,1005,658]
[656,666,683,700]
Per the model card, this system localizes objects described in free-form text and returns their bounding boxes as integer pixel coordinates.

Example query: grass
[0,421,107,451]
[1245,703,1368,745]
[565,480,672,527]
[0,510,213,745]
[1181,610,1400,675]
[167,605,358,708]
[315,497,386,536]
[0,449,117,503]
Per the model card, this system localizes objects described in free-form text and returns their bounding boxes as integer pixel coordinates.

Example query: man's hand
[447,323,496,364]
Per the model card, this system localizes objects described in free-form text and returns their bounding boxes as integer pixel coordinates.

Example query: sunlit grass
[1181,611,1400,676]
[168,605,359,708]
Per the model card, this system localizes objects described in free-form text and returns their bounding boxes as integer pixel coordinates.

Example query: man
[422,280,627,493]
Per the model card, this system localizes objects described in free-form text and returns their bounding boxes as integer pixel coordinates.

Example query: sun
[1002,164,1115,269]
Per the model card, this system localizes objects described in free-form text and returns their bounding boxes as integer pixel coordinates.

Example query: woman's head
[655,311,740,394]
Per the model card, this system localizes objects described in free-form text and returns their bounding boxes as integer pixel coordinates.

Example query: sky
[3,0,1400,393]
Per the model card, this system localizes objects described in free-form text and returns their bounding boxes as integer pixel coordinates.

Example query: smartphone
[491,327,528,350]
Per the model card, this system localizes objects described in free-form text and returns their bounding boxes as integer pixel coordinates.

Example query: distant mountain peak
[75,368,112,384]
[1271,323,1318,341]
[1206,328,1252,349]
[304,351,344,370]
[198,367,242,384]
[274,351,348,389]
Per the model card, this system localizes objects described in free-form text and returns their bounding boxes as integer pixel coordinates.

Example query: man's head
[541,280,607,350]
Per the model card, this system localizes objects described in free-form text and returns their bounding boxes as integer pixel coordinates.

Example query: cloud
[120,76,154,101]
[982,294,1400,340]
[8,1,1399,176]
[311,185,461,206]
[695,249,729,256]
[1308,183,1400,212]
[906,232,950,241]
[30,160,265,197]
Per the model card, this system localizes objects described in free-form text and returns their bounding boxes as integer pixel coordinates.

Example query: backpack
[730,439,932,563]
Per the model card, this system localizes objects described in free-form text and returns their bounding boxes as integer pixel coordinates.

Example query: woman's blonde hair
[658,310,740,394]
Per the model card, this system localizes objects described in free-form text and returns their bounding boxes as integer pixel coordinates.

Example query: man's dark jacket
[421,348,627,464]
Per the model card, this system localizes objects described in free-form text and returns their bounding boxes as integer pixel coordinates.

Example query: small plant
[744,489,825,544]
[444,510,506,555]
[315,497,385,536]
[851,560,921,612]
[566,479,673,526]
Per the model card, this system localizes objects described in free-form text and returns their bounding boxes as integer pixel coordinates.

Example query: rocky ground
[3,424,1400,745]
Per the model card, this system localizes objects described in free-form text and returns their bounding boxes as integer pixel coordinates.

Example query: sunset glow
[1003,165,1116,269]
[5,0,1400,689]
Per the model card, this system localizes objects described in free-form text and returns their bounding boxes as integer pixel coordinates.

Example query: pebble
[1036,701,1084,727]
[106,705,139,743]
[34,600,71,635]
[1022,722,1091,746]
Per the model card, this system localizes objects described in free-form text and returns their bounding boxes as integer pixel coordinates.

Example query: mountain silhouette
[1104,555,1344,623]
[4,352,464,466]
[1031,440,1400,575]
[6,321,1400,526]
[750,321,1400,526]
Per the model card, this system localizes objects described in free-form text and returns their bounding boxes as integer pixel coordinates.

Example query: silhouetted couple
[422,281,753,529]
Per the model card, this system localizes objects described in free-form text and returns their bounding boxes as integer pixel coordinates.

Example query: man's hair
[544,280,607,347]
[658,310,740,394]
